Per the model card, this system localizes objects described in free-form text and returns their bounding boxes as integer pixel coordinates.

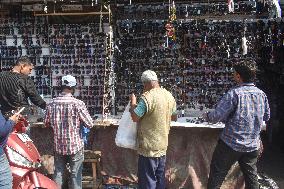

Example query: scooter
[4,116,58,189]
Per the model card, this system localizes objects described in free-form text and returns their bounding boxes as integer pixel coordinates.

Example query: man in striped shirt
[204,61,270,189]
[0,56,46,116]
[44,75,94,189]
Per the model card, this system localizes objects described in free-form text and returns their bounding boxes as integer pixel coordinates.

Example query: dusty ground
[258,143,284,188]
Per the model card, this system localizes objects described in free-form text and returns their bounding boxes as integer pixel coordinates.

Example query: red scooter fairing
[8,166,58,189]
[5,118,59,189]
[16,172,59,189]
[6,133,41,169]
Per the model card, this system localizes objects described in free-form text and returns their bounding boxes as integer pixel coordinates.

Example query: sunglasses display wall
[0,15,112,117]
[114,0,272,20]
[114,18,284,114]
[0,4,283,117]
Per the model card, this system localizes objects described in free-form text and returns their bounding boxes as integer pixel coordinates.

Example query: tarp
[91,126,245,189]
[29,124,245,188]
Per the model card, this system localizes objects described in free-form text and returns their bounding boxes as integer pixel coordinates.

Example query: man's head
[61,75,77,93]
[13,56,34,75]
[141,70,159,92]
[233,61,257,84]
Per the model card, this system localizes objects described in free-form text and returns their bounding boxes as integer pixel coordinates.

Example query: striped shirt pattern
[208,83,270,152]
[44,93,93,155]
[0,71,46,114]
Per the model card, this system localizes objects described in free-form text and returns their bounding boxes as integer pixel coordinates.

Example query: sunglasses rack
[0,2,283,118]
[113,3,283,116]
[0,15,112,117]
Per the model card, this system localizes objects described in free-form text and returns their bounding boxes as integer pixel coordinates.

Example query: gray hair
[141,70,158,83]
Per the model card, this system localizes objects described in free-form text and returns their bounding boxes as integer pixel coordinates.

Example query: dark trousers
[138,155,166,189]
[207,140,259,189]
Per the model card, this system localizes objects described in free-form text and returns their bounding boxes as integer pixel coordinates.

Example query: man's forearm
[31,97,46,109]
[130,103,136,113]
[129,104,140,122]
[26,79,46,109]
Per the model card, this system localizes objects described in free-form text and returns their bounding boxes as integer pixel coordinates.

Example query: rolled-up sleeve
[133,98,147,118]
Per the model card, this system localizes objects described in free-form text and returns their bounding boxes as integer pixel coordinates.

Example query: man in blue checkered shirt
[204,61,270,189]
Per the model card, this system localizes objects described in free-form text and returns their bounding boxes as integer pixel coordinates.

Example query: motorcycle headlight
[6,146,41,169]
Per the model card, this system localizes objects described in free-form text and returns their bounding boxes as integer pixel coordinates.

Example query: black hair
[15,56,33,66]
[233,60,257,83]
[61,85,75,91]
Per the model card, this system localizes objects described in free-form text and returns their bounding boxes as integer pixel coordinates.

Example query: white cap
[141,70,158,83]
[62,75,77,87]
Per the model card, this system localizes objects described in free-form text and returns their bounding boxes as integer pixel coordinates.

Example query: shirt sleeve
[78,102,93,128]
[208,91,236,124]
[44,104,50,127]
[133,98,147,118]
[0,113,15,139]
[263,95,270,122]
[25,78,46,110]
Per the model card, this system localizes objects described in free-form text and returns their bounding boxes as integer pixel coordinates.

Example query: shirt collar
[240,82,255,87]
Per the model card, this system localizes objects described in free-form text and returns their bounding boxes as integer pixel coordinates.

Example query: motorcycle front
[5,117,58,189]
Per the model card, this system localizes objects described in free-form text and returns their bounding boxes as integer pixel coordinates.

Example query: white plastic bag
[115,102,137,150]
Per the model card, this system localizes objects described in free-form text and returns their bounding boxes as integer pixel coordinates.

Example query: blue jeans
[53,149,84,189]
[0,153,12,189]
[138,155,166,189]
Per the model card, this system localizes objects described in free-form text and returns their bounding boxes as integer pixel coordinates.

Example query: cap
[62,75,77,87]
[141,70,158,83]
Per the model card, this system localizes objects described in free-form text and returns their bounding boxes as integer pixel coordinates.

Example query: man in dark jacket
[0,56,46,116]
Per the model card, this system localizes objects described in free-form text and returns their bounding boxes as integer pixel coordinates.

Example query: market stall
[0,1,279,188]
[29,118,244,189]
[91,118,245,189]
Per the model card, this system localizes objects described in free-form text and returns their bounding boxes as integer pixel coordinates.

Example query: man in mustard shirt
[130,70,177,189]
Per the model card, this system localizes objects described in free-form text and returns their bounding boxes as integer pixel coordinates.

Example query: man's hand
[202,111,209,122]
[130,93,137,106]
[9,114,20,123]
[171,114,177,122]
[129,93,140,122]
